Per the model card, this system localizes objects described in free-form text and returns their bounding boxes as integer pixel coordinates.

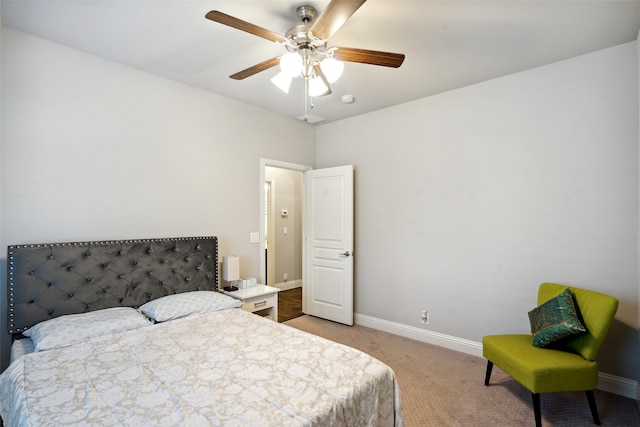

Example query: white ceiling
[2,1,640,124]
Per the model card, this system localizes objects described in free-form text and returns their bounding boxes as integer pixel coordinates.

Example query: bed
[0,236,403,426]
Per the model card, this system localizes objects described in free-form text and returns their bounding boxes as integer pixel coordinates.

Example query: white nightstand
[223,285,280,321]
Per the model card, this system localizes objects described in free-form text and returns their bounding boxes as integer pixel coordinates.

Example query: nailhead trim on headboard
[7,236,218,335]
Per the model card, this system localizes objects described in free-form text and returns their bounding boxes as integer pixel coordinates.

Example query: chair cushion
[528,287,586,348]
[483,334,598,393]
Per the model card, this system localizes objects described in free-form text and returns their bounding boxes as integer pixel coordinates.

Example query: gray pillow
[23,307,152,352]
[140,291,242,322]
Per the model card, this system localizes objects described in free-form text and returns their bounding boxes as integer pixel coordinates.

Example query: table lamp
[223,255,240,292]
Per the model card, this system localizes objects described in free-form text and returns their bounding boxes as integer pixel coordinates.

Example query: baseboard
[271,279,302,291]
[354,313,639,401]
[354,313,483,357]
[597,372,639,400]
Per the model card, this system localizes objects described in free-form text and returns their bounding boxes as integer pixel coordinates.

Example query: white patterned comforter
[0,308,403,426]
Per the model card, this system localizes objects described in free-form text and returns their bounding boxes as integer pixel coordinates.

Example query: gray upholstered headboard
[7,236,218,335]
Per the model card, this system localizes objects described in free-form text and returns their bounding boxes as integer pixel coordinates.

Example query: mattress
[0,308,403,426]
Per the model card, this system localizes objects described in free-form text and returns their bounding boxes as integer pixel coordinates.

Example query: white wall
[0,28,316,369]
[316,42,639,384]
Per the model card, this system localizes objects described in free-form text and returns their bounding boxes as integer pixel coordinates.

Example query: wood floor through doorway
[278,287,303,322]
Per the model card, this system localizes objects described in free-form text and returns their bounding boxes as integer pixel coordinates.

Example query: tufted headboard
[7,236,218,335]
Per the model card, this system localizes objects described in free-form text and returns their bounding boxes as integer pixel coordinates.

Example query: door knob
[339,251,351,257]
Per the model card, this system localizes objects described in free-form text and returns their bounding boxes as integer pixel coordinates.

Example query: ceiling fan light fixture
[320,57,344,83]
[280,52,303,78]
[309,76,330,97]
[270,71,293,93]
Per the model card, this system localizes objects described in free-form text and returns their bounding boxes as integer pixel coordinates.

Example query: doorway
[264,179,274,287]
[260,159,312,321]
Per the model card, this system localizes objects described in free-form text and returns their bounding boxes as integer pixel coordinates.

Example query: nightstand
[223,285,280,321]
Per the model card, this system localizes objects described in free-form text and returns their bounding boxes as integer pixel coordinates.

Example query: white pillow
[139,291,242,322]
[23,307,152,352]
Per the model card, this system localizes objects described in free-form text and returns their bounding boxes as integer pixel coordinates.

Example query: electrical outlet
[421,310,430,325]
[284,273,288,281]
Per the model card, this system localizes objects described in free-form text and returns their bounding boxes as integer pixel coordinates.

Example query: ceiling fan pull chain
[304,78,310,121]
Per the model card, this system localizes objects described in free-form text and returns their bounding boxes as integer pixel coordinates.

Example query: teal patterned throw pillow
[528,287,587,348]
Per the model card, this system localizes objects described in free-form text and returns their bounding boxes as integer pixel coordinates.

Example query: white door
[303,165,354,325]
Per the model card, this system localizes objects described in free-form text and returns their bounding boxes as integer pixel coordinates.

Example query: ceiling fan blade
[206,11,286,43]
[230,57,281,80]
[333,47,405,68]
[311,0,367,40]
[313,65,332,96]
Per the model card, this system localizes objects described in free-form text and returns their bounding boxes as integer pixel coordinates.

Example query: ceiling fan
[205,0,405,98]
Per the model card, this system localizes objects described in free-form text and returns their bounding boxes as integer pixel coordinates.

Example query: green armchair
[483,283,618,426]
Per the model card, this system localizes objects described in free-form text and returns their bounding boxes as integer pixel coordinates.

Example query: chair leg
[585,390,601,425]
[484,360,493,386]
[531,393,542,427]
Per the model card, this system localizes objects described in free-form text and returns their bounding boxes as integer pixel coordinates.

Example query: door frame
[259,158,312,286]
[264,178,275,287]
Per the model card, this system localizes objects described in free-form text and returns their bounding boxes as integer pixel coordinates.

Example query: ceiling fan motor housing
[285,24,314,47]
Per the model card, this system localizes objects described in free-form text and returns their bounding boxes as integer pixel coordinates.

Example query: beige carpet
[284,315,640,427]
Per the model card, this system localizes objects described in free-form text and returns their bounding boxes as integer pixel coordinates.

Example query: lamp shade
[280,52,303,78]
[270,71,292,93]
[309,76,329,97]
[223,256,240,281]
[320,57,344,83]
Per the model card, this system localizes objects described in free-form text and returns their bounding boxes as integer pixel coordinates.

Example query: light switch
[250,232,260,243]
[283,227,288,235]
